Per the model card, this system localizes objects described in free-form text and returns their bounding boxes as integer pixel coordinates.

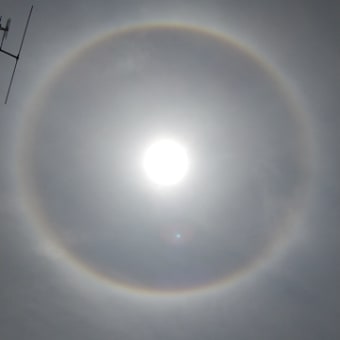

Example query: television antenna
[0,5,33,104]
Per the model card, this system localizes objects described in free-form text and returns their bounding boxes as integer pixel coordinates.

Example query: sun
[143,139,189,187]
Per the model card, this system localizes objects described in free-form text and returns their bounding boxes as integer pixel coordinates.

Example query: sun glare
[143,139,189,187]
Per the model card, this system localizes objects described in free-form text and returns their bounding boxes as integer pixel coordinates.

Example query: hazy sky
[0,1,339,339]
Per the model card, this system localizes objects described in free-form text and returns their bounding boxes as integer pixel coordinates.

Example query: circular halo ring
[15,23,316,298]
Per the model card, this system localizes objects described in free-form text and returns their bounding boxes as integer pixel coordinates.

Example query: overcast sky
[0,1,339,339]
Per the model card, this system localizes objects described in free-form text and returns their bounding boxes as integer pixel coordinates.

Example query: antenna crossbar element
[0,5,33,104]
[0,49,17,59]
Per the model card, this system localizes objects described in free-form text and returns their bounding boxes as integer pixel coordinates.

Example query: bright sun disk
[143,139,189,187]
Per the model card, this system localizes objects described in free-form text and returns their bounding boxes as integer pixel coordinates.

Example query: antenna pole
[3,5,33,104]
[4,58,18,104]
[17,5,33,59]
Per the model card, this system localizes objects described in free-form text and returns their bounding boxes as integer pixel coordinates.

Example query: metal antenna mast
[0,5,33,104]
